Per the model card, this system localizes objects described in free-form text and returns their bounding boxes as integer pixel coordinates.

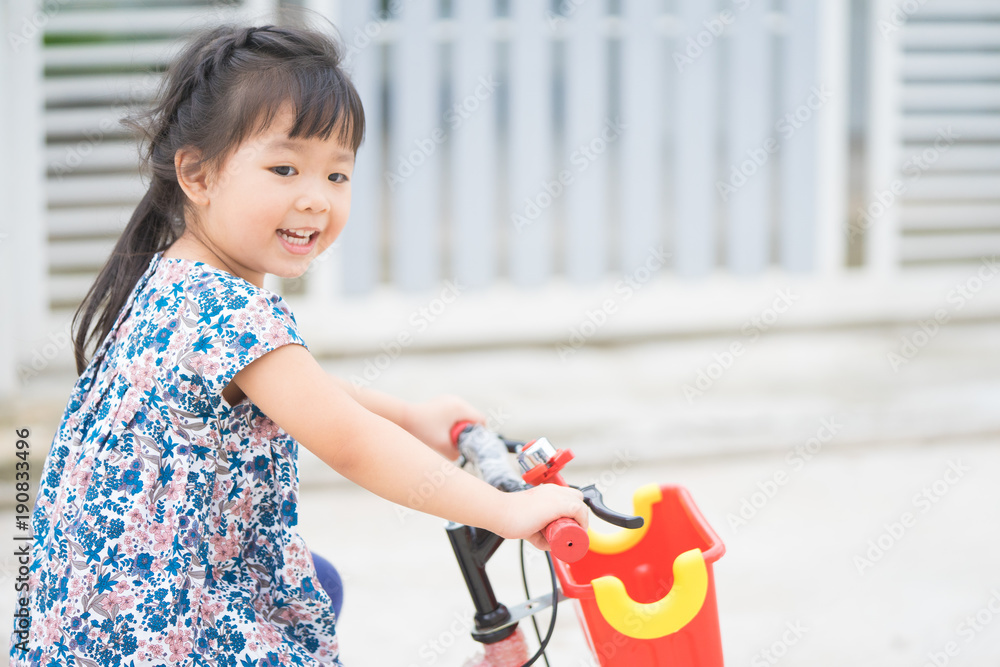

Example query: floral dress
[10,254,341,666]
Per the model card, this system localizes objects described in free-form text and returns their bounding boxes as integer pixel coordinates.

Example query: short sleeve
[183,276,307,409]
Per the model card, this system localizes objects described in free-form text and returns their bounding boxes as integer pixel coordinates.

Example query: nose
[295,178,331,213]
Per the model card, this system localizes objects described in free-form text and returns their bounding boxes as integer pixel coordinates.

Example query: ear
[174,147,211,206]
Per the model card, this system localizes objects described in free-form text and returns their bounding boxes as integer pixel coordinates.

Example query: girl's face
[177,105,355,287]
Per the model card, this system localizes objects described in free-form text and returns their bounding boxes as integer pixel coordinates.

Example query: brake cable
[519,541,557,667]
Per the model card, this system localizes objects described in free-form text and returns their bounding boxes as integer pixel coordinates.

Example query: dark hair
[72,24,365,374]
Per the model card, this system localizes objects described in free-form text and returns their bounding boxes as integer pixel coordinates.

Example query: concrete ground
[2,319,999,665]
[299,435,1000,667]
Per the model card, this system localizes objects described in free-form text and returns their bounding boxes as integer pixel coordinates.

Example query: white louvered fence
[2,0,1000,395]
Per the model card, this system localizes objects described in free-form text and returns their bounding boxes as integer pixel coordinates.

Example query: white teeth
[278,229,313,246]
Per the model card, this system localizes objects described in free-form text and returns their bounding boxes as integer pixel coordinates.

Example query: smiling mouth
[277,229,317,246]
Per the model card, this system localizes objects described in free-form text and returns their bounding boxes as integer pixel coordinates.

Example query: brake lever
[574,484,644,530]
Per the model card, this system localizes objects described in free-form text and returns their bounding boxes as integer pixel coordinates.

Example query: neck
[162,233,265,287]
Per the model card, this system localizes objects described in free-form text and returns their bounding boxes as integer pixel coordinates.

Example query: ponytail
[70,23,365,374]
[72,182,181,373]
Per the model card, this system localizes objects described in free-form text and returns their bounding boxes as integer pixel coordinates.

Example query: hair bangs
[225,60,365,159]
[287,61,365,152]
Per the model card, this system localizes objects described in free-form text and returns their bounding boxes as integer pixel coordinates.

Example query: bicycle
[445,422,727,667]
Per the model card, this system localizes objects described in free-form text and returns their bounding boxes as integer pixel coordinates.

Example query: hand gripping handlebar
[450,422,589,562]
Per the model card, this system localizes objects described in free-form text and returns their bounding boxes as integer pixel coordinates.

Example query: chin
[274,266,310,280]
[268,259,313,280]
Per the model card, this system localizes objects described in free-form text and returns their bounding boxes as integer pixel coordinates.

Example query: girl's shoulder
[116,254,306,400]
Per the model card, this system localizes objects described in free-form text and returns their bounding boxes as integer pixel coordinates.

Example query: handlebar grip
[544,518,589,563]
[452,421,591,561]
[450,420,475,447]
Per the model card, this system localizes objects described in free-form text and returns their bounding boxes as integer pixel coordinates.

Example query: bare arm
[329,375,408,426]
[329,375,484,460]
[232,344,587,545]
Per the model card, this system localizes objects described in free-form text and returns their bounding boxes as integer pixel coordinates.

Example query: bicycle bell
[517,437,558,473]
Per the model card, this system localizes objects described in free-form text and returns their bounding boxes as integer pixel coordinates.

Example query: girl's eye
[329,173,348,183]
[271,166,296,176]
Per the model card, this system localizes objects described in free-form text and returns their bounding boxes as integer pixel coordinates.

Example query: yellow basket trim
[591,548,708,640]
[586,483,662,555]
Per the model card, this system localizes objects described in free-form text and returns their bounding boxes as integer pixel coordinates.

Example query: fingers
[554,485,589,531]
[529,491,587,552]
[450,396,486,426]
[430,394,485,448]
[533,485,589,538]
[572,489,589,530]
[526,533,550,552]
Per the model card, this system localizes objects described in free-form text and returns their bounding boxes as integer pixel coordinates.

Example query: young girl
[12,24,586,666]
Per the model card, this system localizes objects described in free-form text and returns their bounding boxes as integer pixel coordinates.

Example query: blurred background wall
[1,0,999,399]
[2,5,1000,664]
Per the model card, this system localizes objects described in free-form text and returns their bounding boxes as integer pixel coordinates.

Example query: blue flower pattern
[10,254,340,666]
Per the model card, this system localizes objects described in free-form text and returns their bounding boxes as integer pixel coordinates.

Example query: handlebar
[542,518,589,563]
[451,421,590,563]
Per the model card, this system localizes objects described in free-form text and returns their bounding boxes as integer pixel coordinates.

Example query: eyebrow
[267,137,355,162]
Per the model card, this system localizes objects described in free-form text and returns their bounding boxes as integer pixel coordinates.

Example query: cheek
[335,194,352,231]
[320,223,345,252]
[235,192,287,229]
[323,195,350,233]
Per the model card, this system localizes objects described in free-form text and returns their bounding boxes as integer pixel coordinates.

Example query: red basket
[553,485,725,667]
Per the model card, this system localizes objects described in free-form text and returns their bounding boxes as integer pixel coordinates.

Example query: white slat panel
[49,274,97,307]
[390,1,440,291]
[902,232,1000,261]
[0,0,16,395]
[902,203,1000,230]
[45,73,162,105]
[337,0,382,295]
[867,0,904,273]
[563,0,609,282]
[45,6,247,34]
[725,0,772,274]
[915,1,1000,19]
[673,0,718,276]
[47,174,145,207]
[901,115,1000,141]
[619,0,663,273]
[780,0,820,272]
[46,141,139,174]
[45,107,132,138]
[44,40,182,69]
[902,84,1000,111]
[902,53,1000,80]
[48,206,133,236]
[49,237,117,271]
[903,24,1000,50]
[7,0,49,349]
[814,0,849,275]
[898,145,1000,172]
[507,0,554,287]
[895,0,1000,269]
[451,1,496,288]
[242,0,277,24]
[902,174,1000,200]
